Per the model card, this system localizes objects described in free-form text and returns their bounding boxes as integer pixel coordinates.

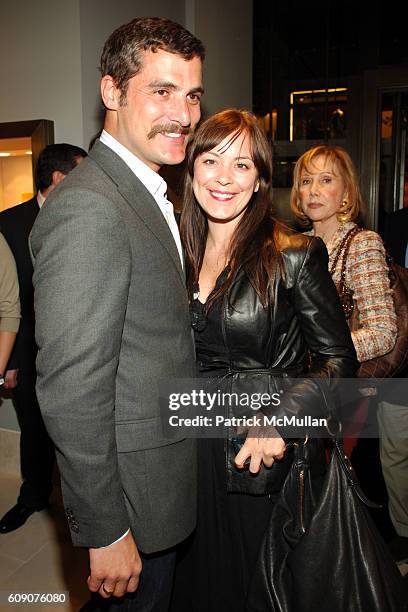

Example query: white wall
[192,0,253,116]
[0,0,253,148]
[79,0,186,148]
[0,0,83,146]
[78,0,253,146]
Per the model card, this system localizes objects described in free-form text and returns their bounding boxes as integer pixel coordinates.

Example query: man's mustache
[148,124,191,139]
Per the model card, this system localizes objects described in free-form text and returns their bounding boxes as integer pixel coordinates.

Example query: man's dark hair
[35,143,87,192]
[100,17,205,99]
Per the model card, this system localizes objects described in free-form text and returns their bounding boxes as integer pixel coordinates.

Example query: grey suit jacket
[30,140,197,553]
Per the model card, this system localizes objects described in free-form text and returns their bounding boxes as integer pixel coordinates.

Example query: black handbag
[246,437,408,612]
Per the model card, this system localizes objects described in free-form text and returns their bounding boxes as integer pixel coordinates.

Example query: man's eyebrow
[148,80,178,90]
[148,80,204,95]
[189,86,205,95]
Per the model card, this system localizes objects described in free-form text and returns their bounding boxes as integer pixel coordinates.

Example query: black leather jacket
[200,223,359,492]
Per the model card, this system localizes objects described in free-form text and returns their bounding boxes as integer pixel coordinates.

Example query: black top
[191,267,230,373]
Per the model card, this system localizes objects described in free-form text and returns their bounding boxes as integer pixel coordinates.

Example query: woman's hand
[234,426,286,474]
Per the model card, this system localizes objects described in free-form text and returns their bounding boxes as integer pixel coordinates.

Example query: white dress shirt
[37,191,46,208]
[100,130,183,268]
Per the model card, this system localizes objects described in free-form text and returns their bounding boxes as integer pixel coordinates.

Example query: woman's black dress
[171,294,276,612]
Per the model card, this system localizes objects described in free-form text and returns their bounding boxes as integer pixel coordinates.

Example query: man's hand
[3,369,18,389]
[88,531,142,599]
[235,426,286,473]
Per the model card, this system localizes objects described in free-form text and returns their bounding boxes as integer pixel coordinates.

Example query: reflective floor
[0,473,89,611]
[0,471,406,612]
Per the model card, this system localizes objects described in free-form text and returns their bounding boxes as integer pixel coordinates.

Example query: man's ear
[100,75,122,110]
[51,170,66,187]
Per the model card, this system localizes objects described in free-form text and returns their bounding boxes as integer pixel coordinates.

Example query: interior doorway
[0,120,54,212]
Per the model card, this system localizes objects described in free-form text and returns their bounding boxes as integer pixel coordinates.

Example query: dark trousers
[85,547,176,612]
[13,373,55,509]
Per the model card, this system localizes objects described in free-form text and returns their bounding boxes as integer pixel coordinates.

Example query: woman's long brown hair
[180,109,281,309]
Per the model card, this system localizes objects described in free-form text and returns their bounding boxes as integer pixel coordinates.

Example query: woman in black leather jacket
[171,109,358,612]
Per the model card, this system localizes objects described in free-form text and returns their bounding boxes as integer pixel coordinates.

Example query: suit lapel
[89,140,184,283]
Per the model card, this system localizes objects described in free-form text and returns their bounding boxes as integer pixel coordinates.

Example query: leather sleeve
[272,237,359,432]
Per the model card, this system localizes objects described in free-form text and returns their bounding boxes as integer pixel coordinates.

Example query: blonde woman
[290,146,399,544]
[290,145,397,364]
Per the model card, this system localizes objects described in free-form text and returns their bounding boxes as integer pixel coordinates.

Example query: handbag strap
[312,380,382,510]
[333,439,382,508]
[329,226,363,281]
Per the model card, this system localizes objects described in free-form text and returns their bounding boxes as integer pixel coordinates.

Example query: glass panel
[400,95,408,208]
[378,93,394,227]
[265,88,349,226]
[290,89,348,141]
[378,90,408,234]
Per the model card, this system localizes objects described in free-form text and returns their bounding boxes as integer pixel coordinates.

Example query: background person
[30,17,205,611]
[172,109,358,611]
[290,144,398,539]
[0,234,20,385]
[378,206,408,565]
[290,145,397,368]
[0,143,87,534]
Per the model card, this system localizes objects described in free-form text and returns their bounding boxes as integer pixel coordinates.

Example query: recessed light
[0,152,11,157]
[25,151,32,155]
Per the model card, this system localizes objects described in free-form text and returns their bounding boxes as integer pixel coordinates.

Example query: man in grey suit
[30,17,205,611]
